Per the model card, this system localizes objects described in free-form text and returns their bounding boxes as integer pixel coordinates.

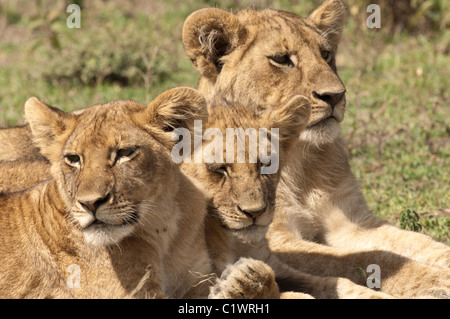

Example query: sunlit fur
[182,95,310,245]
[183,0,450,298]
[183,96,396,299]
[0,88,213,298]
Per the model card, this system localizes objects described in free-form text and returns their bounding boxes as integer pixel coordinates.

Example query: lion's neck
[276,136,374,242]
[205,214,271,275]
[283,137,352,198]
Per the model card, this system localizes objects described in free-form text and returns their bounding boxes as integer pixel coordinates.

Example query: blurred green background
[0,0,448,242]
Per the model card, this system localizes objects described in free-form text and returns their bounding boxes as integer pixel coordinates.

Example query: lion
[0,125,42,161]
[181,0,450,297]
[181,95,394,299]
[0,0,449,298]
[0,88,219,298]
[0,95,393,300]
[0,159,51,193]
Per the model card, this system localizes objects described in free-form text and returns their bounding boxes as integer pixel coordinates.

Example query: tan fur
[0,0,449,298]
[0,159,50,193]
[182,96,394,299]
[0,88,215,298]
[182,0,450,298]
[0,125,42,161]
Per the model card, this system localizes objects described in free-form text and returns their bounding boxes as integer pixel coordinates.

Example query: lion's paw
[208,258,280,299]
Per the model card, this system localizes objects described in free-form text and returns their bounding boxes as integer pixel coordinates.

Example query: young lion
[0,88,216,298]
[0,0,449,297]
[182,1,450,297]
[182,95,394,299]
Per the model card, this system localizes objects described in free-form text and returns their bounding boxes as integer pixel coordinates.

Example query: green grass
[339,28,449,243]
[0,0,448,243]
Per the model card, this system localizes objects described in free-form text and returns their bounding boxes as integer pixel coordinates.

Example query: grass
[339,25,449,243]
[0,0,448,243]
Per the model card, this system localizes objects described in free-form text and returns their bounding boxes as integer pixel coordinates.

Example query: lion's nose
[238,204,268,220]
[78,194,111,214]
[313,89,346,109]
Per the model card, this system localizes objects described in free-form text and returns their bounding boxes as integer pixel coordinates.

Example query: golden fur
[0,159,50,193]
[182,96,394,299]
[182,0,450,297]
[182,95,313,299]
[0,0,448,298]
[0,125,42,161]
[0,88,215,298]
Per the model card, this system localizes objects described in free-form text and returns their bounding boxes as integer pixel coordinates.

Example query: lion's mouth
[81,211,139,246]
[85,211,139,229]
[307,115,336,128]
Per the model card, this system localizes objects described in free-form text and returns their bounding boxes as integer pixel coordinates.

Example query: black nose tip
[313,89,346,109]
[238,204,268,220]
[78,194,110,214]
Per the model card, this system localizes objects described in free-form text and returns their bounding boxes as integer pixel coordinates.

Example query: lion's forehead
[64,117,145,156]
[236,9,323,49]
[237,9,316,33]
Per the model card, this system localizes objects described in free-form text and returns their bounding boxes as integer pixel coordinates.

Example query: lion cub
[182,96,395,299]
[0,88,214,298]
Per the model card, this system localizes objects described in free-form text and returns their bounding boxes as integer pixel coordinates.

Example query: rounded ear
[307,0,348,50]
[24,97,76,161]
[144,87,207,133]
[182,8,247,80]
[264,95,311,148]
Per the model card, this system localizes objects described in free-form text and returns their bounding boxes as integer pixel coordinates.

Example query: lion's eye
[64,154,81,167]
[269,54,294,67]
[117,147,137,158]
[321,50,332,63]
[207,164,229,176]
[114,147,138,165]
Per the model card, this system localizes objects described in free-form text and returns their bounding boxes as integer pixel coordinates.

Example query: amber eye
[269,54,294,67]
[321,50,332,63]
[117,147,137,158]
[114,147,138,165]
[64,154,81,167]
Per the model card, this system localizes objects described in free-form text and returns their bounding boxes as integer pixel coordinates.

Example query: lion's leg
[209,258,294,299]
[269,226,450,298]
[326,218,450,269]
[279,291,315,299]
[268,255,395,299]
[316,177,450,269]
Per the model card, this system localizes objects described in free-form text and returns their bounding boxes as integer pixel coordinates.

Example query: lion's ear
[307,0,348,50]
[182,8,247,80]
[143,87,207,134]
[24,97,76,161]
[264,95,311,149]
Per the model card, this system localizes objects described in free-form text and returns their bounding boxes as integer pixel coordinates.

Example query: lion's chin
[83,223,135,246]
[231,224,268,244]
[300,117,341,146]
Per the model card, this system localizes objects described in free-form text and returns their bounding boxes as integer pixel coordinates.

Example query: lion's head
[183,0,347,145]
[183,95,310,243]
[24,88,206,246]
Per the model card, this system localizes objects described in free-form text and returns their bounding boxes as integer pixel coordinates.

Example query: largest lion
[0,0,449,297]
[181,0,450,297]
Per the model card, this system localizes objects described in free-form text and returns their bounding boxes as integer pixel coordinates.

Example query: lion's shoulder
[0,160,51,193]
